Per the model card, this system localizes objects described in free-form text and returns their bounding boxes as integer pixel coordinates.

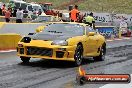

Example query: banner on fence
[83,12,132,26]
[93,13,111,23]
[96,26,119,39]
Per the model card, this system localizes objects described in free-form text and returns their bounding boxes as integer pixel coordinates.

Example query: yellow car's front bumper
[17,45,76,61]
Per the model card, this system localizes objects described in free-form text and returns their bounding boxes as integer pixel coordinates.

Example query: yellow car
[17,22,106,66]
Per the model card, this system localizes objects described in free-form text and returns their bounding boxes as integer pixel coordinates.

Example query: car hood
[30,33,78,41]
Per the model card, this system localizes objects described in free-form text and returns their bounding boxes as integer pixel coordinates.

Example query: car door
[85,26,99,55]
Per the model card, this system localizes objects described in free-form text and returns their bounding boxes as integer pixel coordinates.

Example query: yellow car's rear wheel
[20,56,30,63]
[93,46,106,61]
[74,44,83,66]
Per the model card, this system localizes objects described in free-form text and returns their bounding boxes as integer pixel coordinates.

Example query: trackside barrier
[96,26,121,39]
[0,23,46,36]
[0,16,32,23]
[0,33,22,51]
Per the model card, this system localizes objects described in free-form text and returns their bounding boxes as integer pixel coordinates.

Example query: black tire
[74,44,83,66]
[20,56,30,63]
[76,75,86,85]
[93,45,106,61]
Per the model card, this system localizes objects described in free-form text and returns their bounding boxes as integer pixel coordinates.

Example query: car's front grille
[56,51,64,58]
[27,47,53,57]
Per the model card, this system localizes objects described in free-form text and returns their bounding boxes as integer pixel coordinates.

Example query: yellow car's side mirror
[87,32,95,36]
[36,26,45,33]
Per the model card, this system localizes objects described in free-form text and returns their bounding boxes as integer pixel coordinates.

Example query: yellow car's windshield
[41,23,84,36]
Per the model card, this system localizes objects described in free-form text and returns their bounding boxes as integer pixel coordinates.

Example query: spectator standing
[119,19,128,36]
[0,7,2,15]
[5,8,11,22]
[85,12,96,30]
[32,9,37,19]
[69,5,79,22]
[16,8,23,23]
[38,9,42,16]
[13,7,17,17]
[1,4,6,16]
[8,6,12,16]
[23,9,28,18]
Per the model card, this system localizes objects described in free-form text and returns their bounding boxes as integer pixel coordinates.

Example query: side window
[86,26,96,34]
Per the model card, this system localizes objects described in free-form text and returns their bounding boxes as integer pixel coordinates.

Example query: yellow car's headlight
[51,40,68,46]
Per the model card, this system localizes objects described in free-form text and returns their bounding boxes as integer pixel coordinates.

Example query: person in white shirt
[16,8,23,23]
[119,19,128,34]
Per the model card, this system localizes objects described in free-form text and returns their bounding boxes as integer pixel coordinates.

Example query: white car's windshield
[28,5,33,11]
[21,3,27,10]
[33,6,39,11]
[33,6,43,12]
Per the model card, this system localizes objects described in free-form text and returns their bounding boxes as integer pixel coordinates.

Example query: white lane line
[106,40,113,42]
[122,37,131,39]
[0,50,16,53]
[114,38,122,40]
[100,74,132,88]
[106,37,131,42]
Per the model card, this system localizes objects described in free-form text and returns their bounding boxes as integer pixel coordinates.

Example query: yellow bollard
[0,22,6,29]
[36,26,45,33]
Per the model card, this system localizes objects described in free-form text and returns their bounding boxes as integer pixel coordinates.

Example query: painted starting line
[100,74,132,88]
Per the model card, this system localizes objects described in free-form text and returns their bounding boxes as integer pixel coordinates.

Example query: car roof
[47,22,88,26]
[28,3,41,6]
[12,0,27,3]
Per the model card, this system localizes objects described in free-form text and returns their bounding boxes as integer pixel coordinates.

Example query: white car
[62,13,70,22]
[31,15,61,23]
[28,3,45,16]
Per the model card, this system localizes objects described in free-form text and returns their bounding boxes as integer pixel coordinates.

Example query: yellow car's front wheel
[74,44,83,66]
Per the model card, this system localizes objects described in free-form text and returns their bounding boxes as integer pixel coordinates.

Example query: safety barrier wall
[0,23,46,36]
[0,33,21,50]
